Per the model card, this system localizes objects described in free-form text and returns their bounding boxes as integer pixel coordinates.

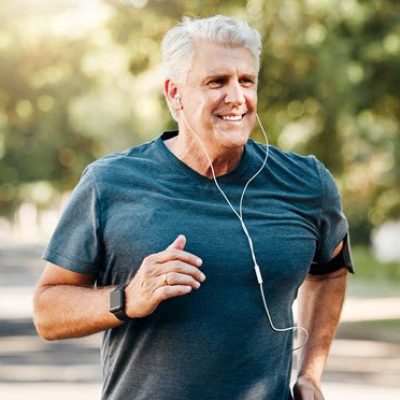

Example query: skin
[34,235,205,339]
[294,242,347,400]
[164,40,258,178]
[33,40,348,399]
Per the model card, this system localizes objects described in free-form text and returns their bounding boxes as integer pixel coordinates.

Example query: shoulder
[247,140,343,202]
[83,136,159,181]
[249,140,321,179]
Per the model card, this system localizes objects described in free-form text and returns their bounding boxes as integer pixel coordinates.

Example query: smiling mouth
[216,113,247,121]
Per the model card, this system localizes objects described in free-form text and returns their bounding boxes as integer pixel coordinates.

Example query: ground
[0,244,399,399]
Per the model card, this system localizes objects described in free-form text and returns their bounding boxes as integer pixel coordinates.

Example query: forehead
[186,40,257,81]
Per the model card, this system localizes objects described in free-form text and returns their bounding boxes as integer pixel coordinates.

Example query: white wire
[258,284,309,351]
[179,109,309,351]
[239,114,269,220]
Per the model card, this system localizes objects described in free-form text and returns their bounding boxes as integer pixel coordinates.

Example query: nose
[224,80,245,105]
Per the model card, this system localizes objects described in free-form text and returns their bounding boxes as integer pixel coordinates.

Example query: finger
[302,386,314,400]
[314,387,325,400]
[161,272,201,289]
[155,248,203,267]
[293,383,313,400]
[294,378,325,400]
[154,285,193,302]
[159,260,206,282]
[167,234,186,250]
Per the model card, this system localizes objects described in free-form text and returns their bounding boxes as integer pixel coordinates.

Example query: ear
[164,79,181,109]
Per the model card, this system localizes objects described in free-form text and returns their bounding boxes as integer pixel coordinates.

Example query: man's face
[177,41,258,150]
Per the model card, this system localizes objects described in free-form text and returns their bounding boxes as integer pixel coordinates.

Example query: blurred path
[0,245,102,399]
[0,245,399,399]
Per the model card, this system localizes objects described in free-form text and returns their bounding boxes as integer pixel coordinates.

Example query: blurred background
[0,0,399,399]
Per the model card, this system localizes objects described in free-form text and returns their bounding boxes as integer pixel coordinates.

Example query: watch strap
[110,285,130,322]
[113,308,131,322]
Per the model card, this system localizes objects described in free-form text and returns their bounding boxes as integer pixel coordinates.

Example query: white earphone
[174,94,183,112]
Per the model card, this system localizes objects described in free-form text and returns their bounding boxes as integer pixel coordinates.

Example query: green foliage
[340,319,400,342]
[0,5,100,215]
[0,0,399,246]
[352,245,400,280]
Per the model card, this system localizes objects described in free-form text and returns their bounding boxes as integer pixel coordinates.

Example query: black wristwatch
[109,285,130,322]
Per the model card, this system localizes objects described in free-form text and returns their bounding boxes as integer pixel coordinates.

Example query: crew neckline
[156,131,258,185]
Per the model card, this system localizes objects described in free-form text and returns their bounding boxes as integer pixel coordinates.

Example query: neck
[164,131,244,179]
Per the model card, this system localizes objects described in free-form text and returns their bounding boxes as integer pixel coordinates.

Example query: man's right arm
[33,263,123,340]
[33,235,205,340]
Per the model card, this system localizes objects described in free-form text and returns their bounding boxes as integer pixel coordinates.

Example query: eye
[208,78,226,87]
[240,77,255,87]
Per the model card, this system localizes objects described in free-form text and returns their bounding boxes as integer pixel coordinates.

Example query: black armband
[309,233,355,275]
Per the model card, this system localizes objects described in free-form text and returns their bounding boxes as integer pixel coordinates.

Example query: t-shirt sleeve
[313,158,349,264]
[42,167,103,274]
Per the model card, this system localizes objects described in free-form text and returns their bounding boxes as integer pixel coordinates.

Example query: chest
[100,179,319,294]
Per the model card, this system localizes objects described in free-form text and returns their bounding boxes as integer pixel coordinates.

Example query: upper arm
[306,240,347,281]
[313,158,348,264]
[36,262,97,290]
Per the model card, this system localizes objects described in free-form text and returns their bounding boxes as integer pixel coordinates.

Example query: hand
[124,235,205,318]
[293,376,325,400]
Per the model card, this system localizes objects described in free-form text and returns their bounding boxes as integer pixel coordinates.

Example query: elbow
[33,315,58,341]
[34,322,57,341]
[33,287,59,341]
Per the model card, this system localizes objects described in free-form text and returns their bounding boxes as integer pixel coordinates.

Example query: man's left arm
[294,241,347,400]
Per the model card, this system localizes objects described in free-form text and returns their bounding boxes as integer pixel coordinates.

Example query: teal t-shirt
[43,131,348,400]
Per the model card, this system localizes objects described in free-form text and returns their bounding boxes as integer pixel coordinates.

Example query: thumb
[167,234,186,250]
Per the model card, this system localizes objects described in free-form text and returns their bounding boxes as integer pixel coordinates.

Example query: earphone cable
[179,109,308,351]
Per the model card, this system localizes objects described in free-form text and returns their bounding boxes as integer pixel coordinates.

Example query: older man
[34,15,353,400]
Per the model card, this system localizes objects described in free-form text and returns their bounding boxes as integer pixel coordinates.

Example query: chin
[215,128,251,149]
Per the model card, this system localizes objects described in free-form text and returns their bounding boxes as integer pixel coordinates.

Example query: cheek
[246,91,257,111]
[207,92,225,109]
[192,92,218,110]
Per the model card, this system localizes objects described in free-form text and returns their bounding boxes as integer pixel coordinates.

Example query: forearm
[297,269,347,385]
[34,236,204,341]
[33,284,123,340]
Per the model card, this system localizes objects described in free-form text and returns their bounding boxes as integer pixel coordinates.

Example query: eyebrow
[201,72,257,84]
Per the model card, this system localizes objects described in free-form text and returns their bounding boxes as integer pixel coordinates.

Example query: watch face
[110,288,124,313]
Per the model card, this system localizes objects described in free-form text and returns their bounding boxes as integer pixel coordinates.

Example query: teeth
[221,115,242,121]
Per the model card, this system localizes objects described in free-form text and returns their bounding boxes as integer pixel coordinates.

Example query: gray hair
[161,15,262,83]
[161,15,262,119]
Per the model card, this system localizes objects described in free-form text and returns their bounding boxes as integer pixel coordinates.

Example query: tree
[1,0,399,245]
